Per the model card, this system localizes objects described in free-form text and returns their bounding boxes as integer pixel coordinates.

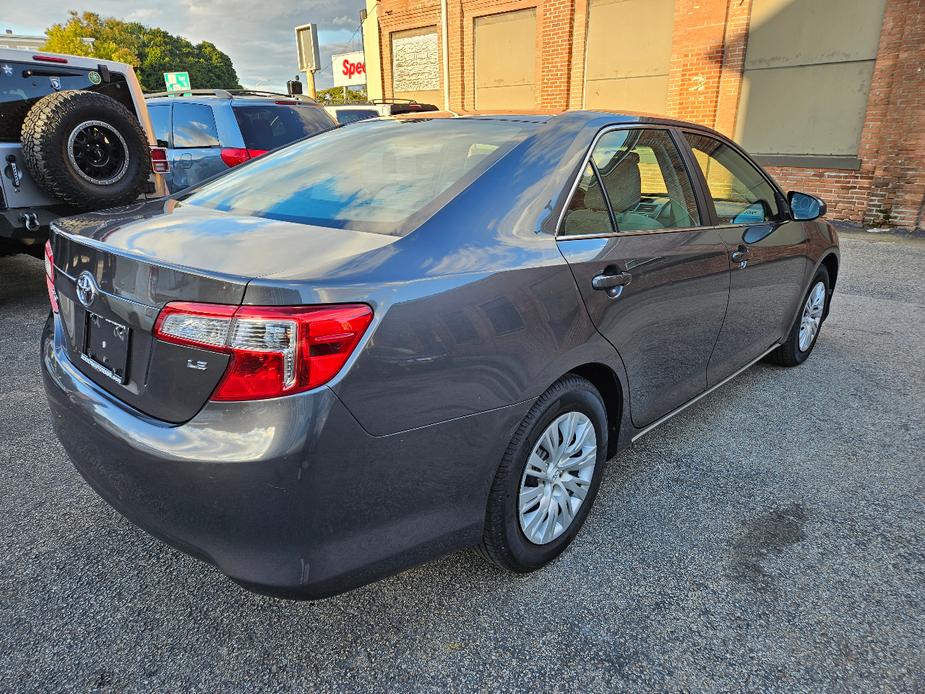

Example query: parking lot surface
[1,230,923,692]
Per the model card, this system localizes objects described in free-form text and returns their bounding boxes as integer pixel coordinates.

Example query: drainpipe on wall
[440,0,450,110]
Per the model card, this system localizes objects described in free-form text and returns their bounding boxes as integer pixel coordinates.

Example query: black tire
[767,265,830,367]
[480,375,608,572]
[21,90,151,210]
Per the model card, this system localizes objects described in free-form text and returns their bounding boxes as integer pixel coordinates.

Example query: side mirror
[788,191,826,221]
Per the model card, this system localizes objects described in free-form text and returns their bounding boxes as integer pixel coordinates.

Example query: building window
[474,9,537,110]
[391,26,441,108]
[583,0,674,114]
[735,0,887,168]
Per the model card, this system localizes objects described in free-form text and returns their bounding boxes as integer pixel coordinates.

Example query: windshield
[182,118,533,235]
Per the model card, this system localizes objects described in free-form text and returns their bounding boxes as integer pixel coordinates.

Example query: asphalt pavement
[1,230,923,692]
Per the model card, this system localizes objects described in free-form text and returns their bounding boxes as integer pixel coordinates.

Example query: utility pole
[305,69,317,99]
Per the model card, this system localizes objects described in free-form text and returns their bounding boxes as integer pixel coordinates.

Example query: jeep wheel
[21,91,151,210]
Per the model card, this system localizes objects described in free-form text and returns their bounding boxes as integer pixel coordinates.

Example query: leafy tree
[42,11,242,92]
[315,86,369,105]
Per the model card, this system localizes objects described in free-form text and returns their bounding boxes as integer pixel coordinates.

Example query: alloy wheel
[67,120,130,185]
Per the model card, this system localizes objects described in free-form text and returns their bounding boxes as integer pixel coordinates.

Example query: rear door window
[172,103,220,148]
[147,103,170,147]
[560,128,701,236]
[233,104,335,151]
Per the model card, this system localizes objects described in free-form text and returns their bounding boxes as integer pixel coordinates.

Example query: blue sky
[4,0,366,91]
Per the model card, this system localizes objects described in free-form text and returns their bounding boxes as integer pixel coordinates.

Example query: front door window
[685,133,780,225]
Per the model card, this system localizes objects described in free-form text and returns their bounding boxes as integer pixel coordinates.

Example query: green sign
[163,71,191,92]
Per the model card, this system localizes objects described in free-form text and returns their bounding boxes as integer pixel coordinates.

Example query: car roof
[0,47,134,71]
[145,90,322,106]
[380,109,728,138]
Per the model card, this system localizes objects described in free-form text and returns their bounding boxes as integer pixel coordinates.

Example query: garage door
[735,0,886,160]
[583,0,674,114]
[474,9,537,110]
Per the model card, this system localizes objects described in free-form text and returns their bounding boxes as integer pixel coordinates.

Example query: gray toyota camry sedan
[41,111,839,599]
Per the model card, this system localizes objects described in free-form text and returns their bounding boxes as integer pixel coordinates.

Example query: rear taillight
[153,302,373,400]
[43,240,58,314]
[150,146,169,174]
[220,148,268,168]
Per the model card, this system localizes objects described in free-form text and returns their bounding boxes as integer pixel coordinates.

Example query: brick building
[361,0,925,230]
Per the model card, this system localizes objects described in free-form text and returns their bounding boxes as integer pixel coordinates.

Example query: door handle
[591,270,632,298]
[730,245,751,266]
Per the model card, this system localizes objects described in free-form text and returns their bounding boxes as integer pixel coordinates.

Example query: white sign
[295,24,320,71]
[332,51,367,87]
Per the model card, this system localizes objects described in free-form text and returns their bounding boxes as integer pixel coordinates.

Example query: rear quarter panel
[242,114,629,436]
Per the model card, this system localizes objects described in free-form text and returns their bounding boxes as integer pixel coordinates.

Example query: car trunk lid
[50,201,396,423]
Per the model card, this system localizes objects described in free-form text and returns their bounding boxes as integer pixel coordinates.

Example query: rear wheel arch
[567,362,623,460]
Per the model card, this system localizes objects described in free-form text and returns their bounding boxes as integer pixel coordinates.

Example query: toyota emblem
[76,271,98,308]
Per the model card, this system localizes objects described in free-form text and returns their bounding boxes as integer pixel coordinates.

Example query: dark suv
[145,89,336,192]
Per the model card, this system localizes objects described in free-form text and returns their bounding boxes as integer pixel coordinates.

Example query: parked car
[145,89,335,192]
[0,48,168,256]
[325,98,439,125]
[41,111,839,599]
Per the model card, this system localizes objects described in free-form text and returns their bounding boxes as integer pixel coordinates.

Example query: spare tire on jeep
[20,90,151,210]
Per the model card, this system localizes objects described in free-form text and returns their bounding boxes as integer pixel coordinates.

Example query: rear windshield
[335,109,378,125]
[232,104,335,151]
[181,118,532,235]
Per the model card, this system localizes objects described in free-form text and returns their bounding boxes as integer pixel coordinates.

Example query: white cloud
[4,0,365,91]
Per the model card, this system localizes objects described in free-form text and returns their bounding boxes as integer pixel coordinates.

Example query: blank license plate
[82,312,130,384]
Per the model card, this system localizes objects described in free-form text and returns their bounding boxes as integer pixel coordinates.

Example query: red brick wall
[373,0,925,229]
[537,0,576,110]
[378,0,444,108]
[665,0,728,126]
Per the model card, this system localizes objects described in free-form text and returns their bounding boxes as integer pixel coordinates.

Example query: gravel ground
[1,230,923,692]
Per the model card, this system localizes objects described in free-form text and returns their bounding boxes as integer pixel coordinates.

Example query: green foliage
[42,11,242,92]
[315,86,369,105]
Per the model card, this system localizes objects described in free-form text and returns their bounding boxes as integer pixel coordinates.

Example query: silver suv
[145,89,335,193]
[0,48,168,256]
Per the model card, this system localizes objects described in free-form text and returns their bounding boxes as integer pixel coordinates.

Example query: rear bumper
[41,314,531,598]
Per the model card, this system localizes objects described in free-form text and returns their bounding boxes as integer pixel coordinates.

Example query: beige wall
[362,0,383,101]
[736,0,887,156]
[583,0,673,114]
[474,9,537,110]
